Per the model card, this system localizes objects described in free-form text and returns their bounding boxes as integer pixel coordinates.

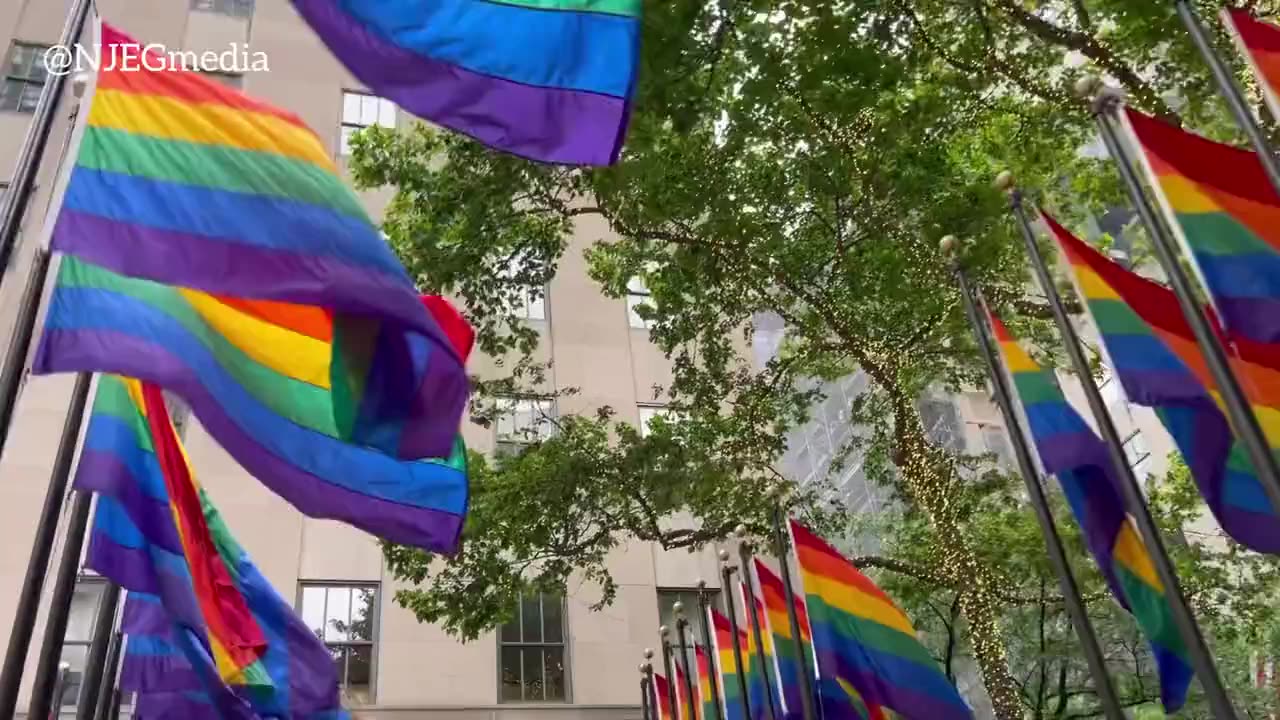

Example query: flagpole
[769,502,818,720]
[75,581,120,720]
[641,659,655,720]
[661,627,679,720]
[674,604,700,720]
[92,630,124,720]
[1002,169,1239,720]
[719,554,753,720]
[736,532,778,720]
[0,0,93,278]
[1080,77,1280,517]
[0,370,92,717]
[695,580,724,720]
[1174,0,1280,197]
[943,233,1125,720]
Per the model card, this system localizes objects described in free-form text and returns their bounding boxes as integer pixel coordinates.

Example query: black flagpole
[641,659,654,720]
[944,233,1124,720]
[0,0,94,277]
[75,581,120,720]
[0,370,92,717]
[736,532,778,720]
[1003,164,1239,719]
[768,503,818,720]
[695,580,723,720]
[660,627,678,720]
[673,604,700,720]
[1083,79,1280,515]
[718,555,753,720]
[1174,0,1280,197]
[92,630,124,720]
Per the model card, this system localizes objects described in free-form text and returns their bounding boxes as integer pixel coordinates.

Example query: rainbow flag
[695,644,718,720]
[289,0,641,166]
[1045,212,1280,553]
[709,608,748,720]
[41,259,470,551]
[740,583,779,720]
[753,559,815,719]
[987,311,1193,711]
[1121,107,1280,345]
[50,22,467,461]
[789,519,972,720]
[676,659,696,720]
[1224,9,1280,124]
[80,375,349,716]
[655,673,676,720]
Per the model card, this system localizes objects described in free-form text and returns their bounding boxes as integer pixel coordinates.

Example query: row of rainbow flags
[3,0,642,717]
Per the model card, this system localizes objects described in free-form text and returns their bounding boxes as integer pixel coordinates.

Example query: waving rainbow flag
[1045,212,1280,553]
[289,0,641,165]
[1121,107,1280,344]
[709,607,748,720]
[1224,9,1280,124]
[47,22,467,461]
[987,310,1193,711]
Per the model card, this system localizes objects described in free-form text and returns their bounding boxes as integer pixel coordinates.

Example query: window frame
[189,0,256,18]
[1,42,52,114]
[298,583,380,705]
[497,591,571,704]
[626,275,654,329]
[655,588,719,685]
[501,257,548,321]
[58,576,109,709]
[1122,429,1152,480]
[493,396,556,456]
[339,90,397,156]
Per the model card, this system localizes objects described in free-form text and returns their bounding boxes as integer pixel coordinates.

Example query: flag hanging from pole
[675,659,696,720]
[1223,9,1280,124]
[654,672,676,720]
[739,582,778,720]
[287,0,642,166]
[987,310,1193,712]
[708,608,748,720]
[695,644,718,720]
[1045,211,1280,553]
[752,559,812,718]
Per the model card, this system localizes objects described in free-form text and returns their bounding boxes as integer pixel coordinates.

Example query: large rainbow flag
[1224,9,1280,123]
[82,375,346,716]
[47,22,467,461]
[987,310,1193,711]
[1121,107,1280,345]
[709,607,748,720]
[288,0,641,166]
[789,520,972,720]
[42,260,470,551]
[1045,212,1280,553]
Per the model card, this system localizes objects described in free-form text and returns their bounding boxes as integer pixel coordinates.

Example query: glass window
[499,592,567,702]
[300,585,378,705]
[655,589,717,680]
[190,0,255,17]
[1123,430,1152,481]
[58,580,107,708]
[627,276,654,329]
[340,91,397,155]
[1,43,51,114]
[500,257,546,321]
[200,71,243,89]
[638,406,671,438]
[494,397,555,456]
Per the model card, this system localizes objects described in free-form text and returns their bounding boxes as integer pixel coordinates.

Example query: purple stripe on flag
[76,449,183,555]
[86,531,206,628]
[290,0,633,166]
[122,597,171,636]
[1217,295,1280,344]
[815,648,972,720]
[133,692,223,720]
[121,657,205,694]
[45,329,465,550]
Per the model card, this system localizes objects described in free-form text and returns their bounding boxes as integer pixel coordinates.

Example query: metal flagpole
[75,582,120,719]
[0,370,92,717]
[944,232,1125,720]
[736,532,777,720]
[641,660,654,720]
[92,630,124,720]
[674,604,700,720]
[718,553,753,720]
[1174,0,1280,197]
[695,580,723,720]
[0,0,94,279]
[768,501,817,720]
[1003,162,1239,720]
[660,627,679,720]
[644,652,658,720]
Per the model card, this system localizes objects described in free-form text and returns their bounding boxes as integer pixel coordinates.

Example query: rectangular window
[499,592,567,703]
[190,0,255,17]
[627,276,653,329]
[656,589,717,678]
[638,406,671,438]
[1122,430,1152,480]
[495,397,555,456]
[340,91,397,155]
[58,579,107,708]
[200,70,243,89]
[300,584,378,705]
[1,43,51,114]
[501,258,546,321]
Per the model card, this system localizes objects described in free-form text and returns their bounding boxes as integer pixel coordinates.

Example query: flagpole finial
[994,171,1016,193]
[673,601,685,616]
[640,662,650,674]
[1073,74,1103,100]
[644,648,655,659]
[718,549,731,562]
[660,624,670,637]
[939,235,959,258]
[734,523,748,537]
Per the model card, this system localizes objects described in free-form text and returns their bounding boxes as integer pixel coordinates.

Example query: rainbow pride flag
[1045,212,1280,553]
[789,519,972,720]
[83,376,347,716]
[709,607,748,720]
[675,659,696,720]
[41,259,470,551]
[987,310,1193,711]
[1121,107,1280,345]
[1224,9,1280,124]
[740,583,779,720]
[655,673,676,720]
[289,0,641,166]
[695,644,717,720]
[754,559,817,719]
[51,22,467,461]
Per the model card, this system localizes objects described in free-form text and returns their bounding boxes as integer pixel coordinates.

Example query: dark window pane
[542,597,563,643]
[500,647,523,701]
[0,81,22,111]
[521,595,542,643]
[500,610,521,643]
[544,647,566,701]
[19,83,40,112]
[346,646,373,704]
[522,647,543,700]
[330,645,347,684]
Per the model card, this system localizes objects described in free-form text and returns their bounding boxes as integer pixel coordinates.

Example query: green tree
[352,1,1274,715]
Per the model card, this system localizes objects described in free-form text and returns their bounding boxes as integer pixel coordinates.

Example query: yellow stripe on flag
[799,568,915,636]
[1112,521,1163,592]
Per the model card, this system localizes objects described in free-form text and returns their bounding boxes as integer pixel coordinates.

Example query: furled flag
[44,260,471,551]
[654,672,676,720]
[1223,9,1280,124]
[789,520,973,720]
[1120,107,1280,345]
[695,644,718,720]
[987,311,1193,712]
[1045,212,1280,553]
[675,658,696,720]
[78,375,348,717]
[288,0,642,166]
[45,21,467,461]
[709,607,748,720]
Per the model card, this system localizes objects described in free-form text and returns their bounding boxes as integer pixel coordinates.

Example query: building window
[638,406,671,438]
[656,589,716,676]
[500,258,546,321]
[495,397,555,456]
[1099,369,1132,423]
[340,91,397,155]
[300,585,377,705]
[190,0,255,17]
[1122,430,1152,480]
[1,43,51,114]
[627,276,654,329]
[58,578,108,708]
[499,592,567,703]
[200,71,243,89]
